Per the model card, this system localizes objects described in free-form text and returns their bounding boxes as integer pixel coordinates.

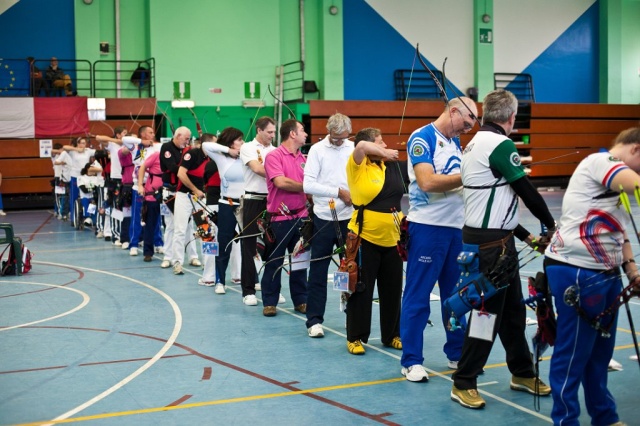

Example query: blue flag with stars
[0,59,29,97]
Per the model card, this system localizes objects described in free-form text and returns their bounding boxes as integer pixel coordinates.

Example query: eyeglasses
[329,132,349,144]
[456,110,475,131]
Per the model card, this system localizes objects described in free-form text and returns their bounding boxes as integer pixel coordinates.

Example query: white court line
[0,281,90,331]
[32,260,182,425]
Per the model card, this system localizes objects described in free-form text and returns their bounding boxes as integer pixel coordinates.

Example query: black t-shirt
[178,148,209,194]
[160,141,185,186]
[203,161,221,205]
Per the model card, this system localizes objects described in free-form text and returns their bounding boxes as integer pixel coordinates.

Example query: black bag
[131,63,150,88]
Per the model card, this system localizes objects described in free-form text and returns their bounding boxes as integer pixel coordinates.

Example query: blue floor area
[1,191,639,425]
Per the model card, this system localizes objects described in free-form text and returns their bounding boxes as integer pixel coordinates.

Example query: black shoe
[104,236,111,241]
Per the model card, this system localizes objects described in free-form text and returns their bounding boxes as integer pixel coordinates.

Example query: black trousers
[240,197,266,296]
[452,226,535,390]
[346,238,403,346]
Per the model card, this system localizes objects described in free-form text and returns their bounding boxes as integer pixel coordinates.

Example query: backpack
[130,63,150,88]
[1,238,33,276]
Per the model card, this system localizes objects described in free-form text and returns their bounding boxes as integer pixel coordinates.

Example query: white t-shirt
[239,139,276,194]
[106,141,123,179]
[303,136,354,221]
[53,151,72,182]
[68,148,96,178]
[546,152,630,270]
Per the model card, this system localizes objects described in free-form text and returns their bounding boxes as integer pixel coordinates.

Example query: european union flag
[0,58,29,97]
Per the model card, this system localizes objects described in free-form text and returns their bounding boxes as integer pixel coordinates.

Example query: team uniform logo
[164,151,172,158]
[510,152,521,167]
[184,153,191,161]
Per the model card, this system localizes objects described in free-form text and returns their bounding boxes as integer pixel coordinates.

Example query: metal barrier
[0,58,154,98]
[93,58,155,98]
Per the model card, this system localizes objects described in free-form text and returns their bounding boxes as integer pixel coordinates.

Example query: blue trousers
[260,218,308,307]
[546,263,620,426]
[69,177,79,225]
[130,188,162,247]
[143,201,161,257]
[215,203,239,286]
[305,216,349,328]
[400,222,466,366]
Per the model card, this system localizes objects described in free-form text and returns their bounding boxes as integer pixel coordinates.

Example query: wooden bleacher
[308,100,640,181]
[0,98,156,206]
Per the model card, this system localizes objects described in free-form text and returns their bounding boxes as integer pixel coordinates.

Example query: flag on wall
[34,97,89,137]
[0,59,29,97]
[0,97,34,137]
[0,97,89,138]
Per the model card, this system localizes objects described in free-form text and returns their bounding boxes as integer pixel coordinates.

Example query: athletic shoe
[448,360,459,370]
[198,278,215,287]
[130,247,138,256]
[401,365,429,382]
[143,256,153,262]
[122,242,130,250]
[263,306,277,316]
[104,236,112,242]
[608,358,623,371]
[347,340,365,355]
[154,246,164,254]
[0,210,6,216]
[278,293,286,304]
[510,376,551,396]
[113,239,122,246]
[451,386,485,409]
[308,324,324,338]
[173,262,183,275]
[160,260,171,268]
[243,294,258,306]
[294,303,307,314]
[189,258,202,267]
[83,218,93,227]
[96,231,104,238]
[214,283,226,294]
[385,336,402,350]
[231,278,241,284]
[255,283,261,291]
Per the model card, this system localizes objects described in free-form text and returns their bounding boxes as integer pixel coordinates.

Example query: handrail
[0,58,155,98]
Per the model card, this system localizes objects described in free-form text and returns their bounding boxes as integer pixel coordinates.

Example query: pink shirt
[119,148,134,185]
[264,144,307,222]
[143,152,163,202]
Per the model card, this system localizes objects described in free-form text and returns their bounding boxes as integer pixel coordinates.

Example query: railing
[394,69,445,101]
[0,58,155,98]
[93,59,155,98]
[281,60,305,103]
[494,72,536,102]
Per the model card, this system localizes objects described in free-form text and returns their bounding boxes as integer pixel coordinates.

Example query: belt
[479,233,513,250]
[220,197,241,205]
[244,193,267,200]
[269,207,304,216]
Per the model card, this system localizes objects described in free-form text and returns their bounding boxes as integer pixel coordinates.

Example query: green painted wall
[474,0,494,99]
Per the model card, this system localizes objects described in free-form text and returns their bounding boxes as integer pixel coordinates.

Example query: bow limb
[268,84,296,119]
[416,43,448,105]
[244,90,269,141]
[224,231,263,252]
[187,106,202,137]
[129,105,145,135]
[157,103,176,135]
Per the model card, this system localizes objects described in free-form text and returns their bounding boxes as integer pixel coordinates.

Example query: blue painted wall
[520,3,599,103]
[0,0,75,61]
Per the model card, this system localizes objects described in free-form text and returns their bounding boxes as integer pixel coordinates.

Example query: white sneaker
[608,358,623,371]
[308,324,324,338]
[189,258,202,267]
[173,262,183,275]
[231,278,241,284]
[243,294,258,305]
[160,260,171,268]
[255,283,261,291]
[122,242,130,250]
[155,246,164,254]
[278,293,286,304]
[96,231,104,238]
[129,247,138,256]
[448,360,459,370]
[198,278,215,287]
[83,218,93,227]
[215,283,226,294]
[0,210,7,216]
[114,240,122,247]
[401,365,429,382]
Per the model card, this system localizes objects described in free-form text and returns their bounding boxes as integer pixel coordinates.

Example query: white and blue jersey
[406,123,463,228]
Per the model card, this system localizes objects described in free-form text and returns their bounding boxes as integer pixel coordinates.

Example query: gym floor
[1,190,639,425]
